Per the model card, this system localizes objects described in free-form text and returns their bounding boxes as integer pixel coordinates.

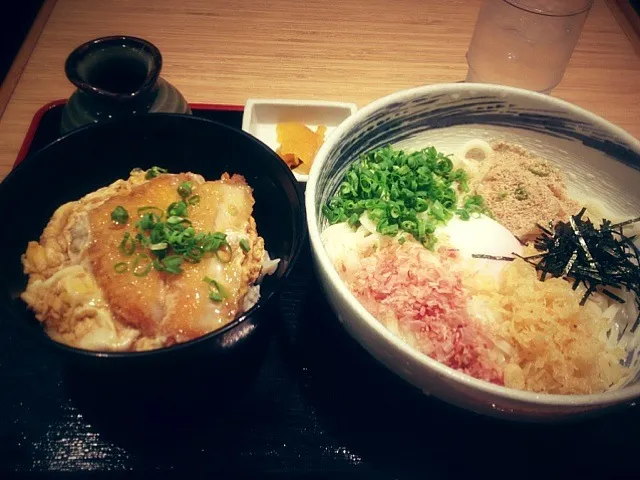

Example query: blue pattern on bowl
[316,91,640,229]
[308,83,640,421]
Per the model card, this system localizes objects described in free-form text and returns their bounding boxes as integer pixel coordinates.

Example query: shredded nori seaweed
[522,210,640,331]
[471,254,516,262]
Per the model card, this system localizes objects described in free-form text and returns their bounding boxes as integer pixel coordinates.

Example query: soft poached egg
[436,215,523,280]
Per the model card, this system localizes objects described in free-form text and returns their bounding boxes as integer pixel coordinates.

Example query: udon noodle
[322,141,639,394]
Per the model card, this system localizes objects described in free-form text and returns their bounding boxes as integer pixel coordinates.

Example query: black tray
[3,103,640,478]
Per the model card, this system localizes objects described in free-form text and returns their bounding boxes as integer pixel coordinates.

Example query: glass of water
[465,0,593,93]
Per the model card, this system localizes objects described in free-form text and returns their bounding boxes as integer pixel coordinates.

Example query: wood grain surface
[0,0,639,180]
[0,0,57,120]
[607,0,640,55]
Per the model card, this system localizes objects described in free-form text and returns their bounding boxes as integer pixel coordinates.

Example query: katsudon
[20,168,278,352]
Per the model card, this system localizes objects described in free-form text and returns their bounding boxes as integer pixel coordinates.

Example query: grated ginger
[465,259,628,394]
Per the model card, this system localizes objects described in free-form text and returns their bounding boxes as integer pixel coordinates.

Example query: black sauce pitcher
[61,36,191,134]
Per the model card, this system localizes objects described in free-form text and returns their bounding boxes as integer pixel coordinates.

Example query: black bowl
[0,114,305,380]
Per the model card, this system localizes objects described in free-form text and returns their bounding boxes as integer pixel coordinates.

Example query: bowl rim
[4,113,306,359]
[306,82,640,407]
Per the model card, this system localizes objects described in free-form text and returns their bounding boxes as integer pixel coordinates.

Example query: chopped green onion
[178,181,193,198]
[183,247,203,263]
[137,212,160,231]
[145,166,168,179]
[417,219,426,239]
[135,233,151,248]
[203,276,227,302]
[132,253,152,277]
[137,206,164,218]
[166,216,187,225]
[114,262,128,274]
[380,223,399,236]
[323,145,490,248]
[415,198,428,213]
[347,213,360,227]
[202,232,228,252]
[150,242,168,251]
[118,232,136,256]
[167,201,188,217]
[149,223,169,243]
[208,291,224,302]
[111,187,237,277]
[161,255,183,274]
[456,208,471,221]
[111,206,129,224]
[239,238,251,252]
[430,200,445,221]
[215,244,232,263]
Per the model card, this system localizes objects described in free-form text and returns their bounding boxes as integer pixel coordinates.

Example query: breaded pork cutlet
[21,169,266,351]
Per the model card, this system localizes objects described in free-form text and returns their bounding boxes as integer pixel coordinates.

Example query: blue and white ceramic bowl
[306,83,640,422]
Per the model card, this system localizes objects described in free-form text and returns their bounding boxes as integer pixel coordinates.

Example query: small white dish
[242,99,358,182]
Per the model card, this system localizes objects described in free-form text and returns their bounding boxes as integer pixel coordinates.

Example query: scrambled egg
[21,169,266,352]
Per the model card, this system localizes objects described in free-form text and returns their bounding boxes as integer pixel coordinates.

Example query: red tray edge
[14,101,245,169]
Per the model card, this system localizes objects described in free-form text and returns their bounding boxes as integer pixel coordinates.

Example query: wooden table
[0,0,638,181]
